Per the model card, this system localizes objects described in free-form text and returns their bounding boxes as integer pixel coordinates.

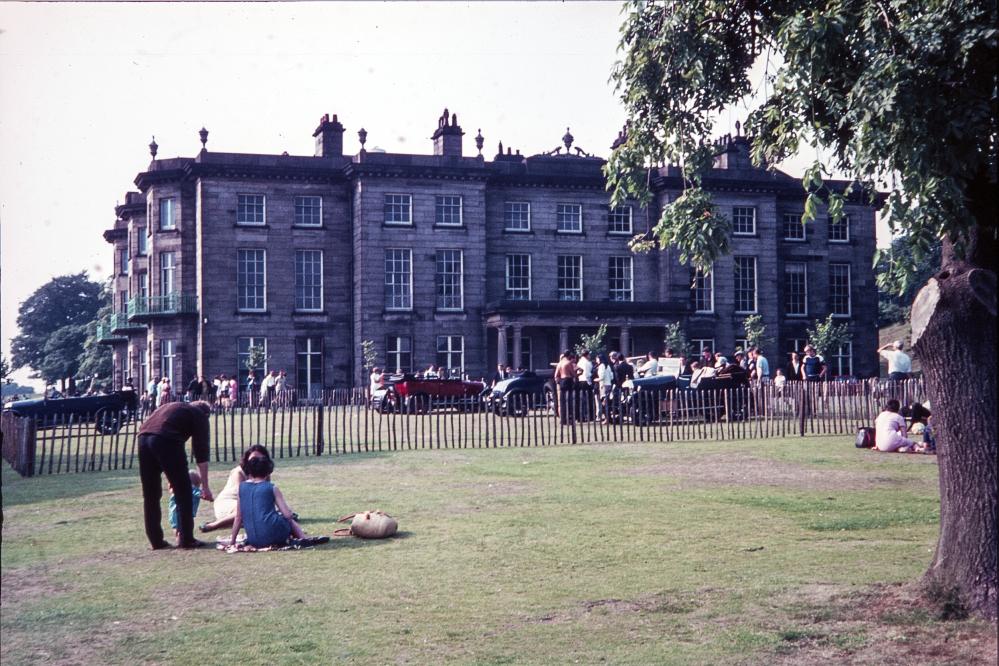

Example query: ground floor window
[505,336,533,371]
[436,335,464,377]
[160,339,176,387]
[832,341,853,377]
[237,337,268,390]
[386,336,412,374]
[296,337,323,398]
[691,338,715,356]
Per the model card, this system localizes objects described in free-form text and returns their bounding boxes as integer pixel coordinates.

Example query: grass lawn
[2,436,994,665]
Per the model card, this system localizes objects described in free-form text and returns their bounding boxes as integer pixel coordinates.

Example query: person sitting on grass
[229,449,307,548]
[874,399,918,453]
[169,469,203,541]
[199,445,270,533]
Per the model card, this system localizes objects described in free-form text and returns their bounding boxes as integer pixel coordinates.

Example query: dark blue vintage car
[485,371,555,416]
[628,373,749,425]
[3,390,139,434]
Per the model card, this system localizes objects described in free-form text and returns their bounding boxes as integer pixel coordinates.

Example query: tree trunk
[911,245,997,620]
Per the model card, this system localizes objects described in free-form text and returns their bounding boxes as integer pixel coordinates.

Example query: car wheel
[94,408,121,435]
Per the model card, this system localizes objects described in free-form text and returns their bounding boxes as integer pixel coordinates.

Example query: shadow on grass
[318,531,413,549]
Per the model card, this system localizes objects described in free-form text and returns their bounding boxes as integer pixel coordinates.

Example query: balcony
[109,312,146,334]
[96,320,127,345]
[127,293,199,321]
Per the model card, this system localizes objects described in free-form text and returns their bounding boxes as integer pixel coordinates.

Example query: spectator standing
[275,370,288,405]
[595,355,615,423]
[789,351,804,380]
[157,377,172,408]
[878,340,912,381]
[576,350,595,421]
[246,370,257,407]
[261,370,277,406]
[554,351,577,425]
[800,345,826,381]
[750,347,770,381]
[491,364,508,387]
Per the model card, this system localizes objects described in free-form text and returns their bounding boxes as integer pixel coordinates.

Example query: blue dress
[238,481,291,547]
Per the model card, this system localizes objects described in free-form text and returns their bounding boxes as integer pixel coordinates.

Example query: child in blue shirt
[169,469,203,540]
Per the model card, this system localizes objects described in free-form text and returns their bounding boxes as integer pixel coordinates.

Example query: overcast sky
[0,2,885,390]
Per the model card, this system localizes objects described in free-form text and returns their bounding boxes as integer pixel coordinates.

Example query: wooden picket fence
[1,378,926,477]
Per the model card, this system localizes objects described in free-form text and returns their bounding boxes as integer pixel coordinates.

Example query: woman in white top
[198,447,263,532]
[874,399,917,452]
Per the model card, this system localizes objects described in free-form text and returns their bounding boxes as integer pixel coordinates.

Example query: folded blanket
[216,535,330,552]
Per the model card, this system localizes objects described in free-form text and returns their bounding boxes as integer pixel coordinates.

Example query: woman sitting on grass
[874,399,919,453]
[229,447,307,548]
[200,445,268,533]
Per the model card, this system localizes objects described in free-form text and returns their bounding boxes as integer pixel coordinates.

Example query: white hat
[893,340,904,349]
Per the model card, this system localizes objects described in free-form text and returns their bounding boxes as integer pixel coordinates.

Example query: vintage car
[3,390,139,434]
[371,374,486,413]
[628,372,749,425]
[485,370,555,416]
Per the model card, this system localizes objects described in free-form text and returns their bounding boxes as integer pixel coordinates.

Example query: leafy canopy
[10,273,108,383]
[607,0,997,276]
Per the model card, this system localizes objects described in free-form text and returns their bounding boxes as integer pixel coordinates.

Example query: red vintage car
[374,373,486,413]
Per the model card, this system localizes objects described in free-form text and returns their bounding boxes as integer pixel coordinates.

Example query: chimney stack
[432,108,464,157]
[313,113,345,157]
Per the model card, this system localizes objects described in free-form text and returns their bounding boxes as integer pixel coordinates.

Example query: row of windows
[150,195,325,231]
[236,249,324,311]
[141,196,851,243]
[691,260,852,316]
[384,335,466,375]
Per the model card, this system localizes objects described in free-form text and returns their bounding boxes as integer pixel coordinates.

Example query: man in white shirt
[878,340,912,381]
[638,351,659,377]
[750,347,770,381]
[874,399,916,452]
[576,350,595,420]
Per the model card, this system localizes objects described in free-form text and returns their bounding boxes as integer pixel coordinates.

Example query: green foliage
[361,339,378,372]
[807,315,851,359]
[742,314,772,351]
[245,345,268,373]
[608,1,997,277]
[875,236,943,322]
[0,354,10,383]
[575,324,609,359]
[36,324,88,385]
[76,304,113,383]
[878,301,908,327]
[662,322,692,358]
[10,273,106,380]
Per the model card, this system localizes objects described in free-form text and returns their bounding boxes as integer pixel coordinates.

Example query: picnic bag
[335,510,398,539]
[855,427,876,448]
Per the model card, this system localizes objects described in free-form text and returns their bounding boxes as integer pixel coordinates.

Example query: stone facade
[100,111,881,394]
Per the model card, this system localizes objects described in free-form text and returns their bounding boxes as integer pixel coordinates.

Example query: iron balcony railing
[127,293,199,319]
[108,312,146,334]
[95,320,127,344]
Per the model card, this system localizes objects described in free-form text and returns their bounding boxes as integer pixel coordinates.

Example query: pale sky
[0,1,886,390]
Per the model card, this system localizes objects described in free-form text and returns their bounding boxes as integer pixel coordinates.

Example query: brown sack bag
[336,510,398,539]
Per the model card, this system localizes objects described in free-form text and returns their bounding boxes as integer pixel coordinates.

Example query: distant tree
[876,236,943,326]
[2,382,36,399]
[0,354,10,383]
[741,314,772,351]
[10,273,106,391]
[245,345,269,375]
[361,340,378,373]
[608,1,996,618]
[575,324,609,359]
[662,322,691,358]
[806,315,851,360]
[77,304,114,386]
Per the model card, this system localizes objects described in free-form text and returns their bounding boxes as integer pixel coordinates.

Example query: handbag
[855,427,875,448]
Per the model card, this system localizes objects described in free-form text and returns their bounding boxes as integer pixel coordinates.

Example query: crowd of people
[137,369,294,412]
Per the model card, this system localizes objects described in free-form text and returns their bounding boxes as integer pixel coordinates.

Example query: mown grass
[2,435,992,665]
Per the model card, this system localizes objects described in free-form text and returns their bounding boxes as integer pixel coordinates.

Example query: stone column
[620,326,631,358]
[497,326,508,368]
[558,327,569,355]
[512,325,523,371]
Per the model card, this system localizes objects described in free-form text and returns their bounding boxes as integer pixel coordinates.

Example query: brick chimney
[313,113,345,157]
[432,108,464,157]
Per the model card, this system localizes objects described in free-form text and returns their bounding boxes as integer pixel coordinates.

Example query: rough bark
[911,239,997,620]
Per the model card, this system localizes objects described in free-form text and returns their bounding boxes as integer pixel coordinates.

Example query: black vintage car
[3,390,139,434]
[485,371,555,416]
[628,373,749,425]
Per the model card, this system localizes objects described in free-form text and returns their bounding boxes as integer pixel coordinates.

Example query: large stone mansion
[101,109,879,395]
